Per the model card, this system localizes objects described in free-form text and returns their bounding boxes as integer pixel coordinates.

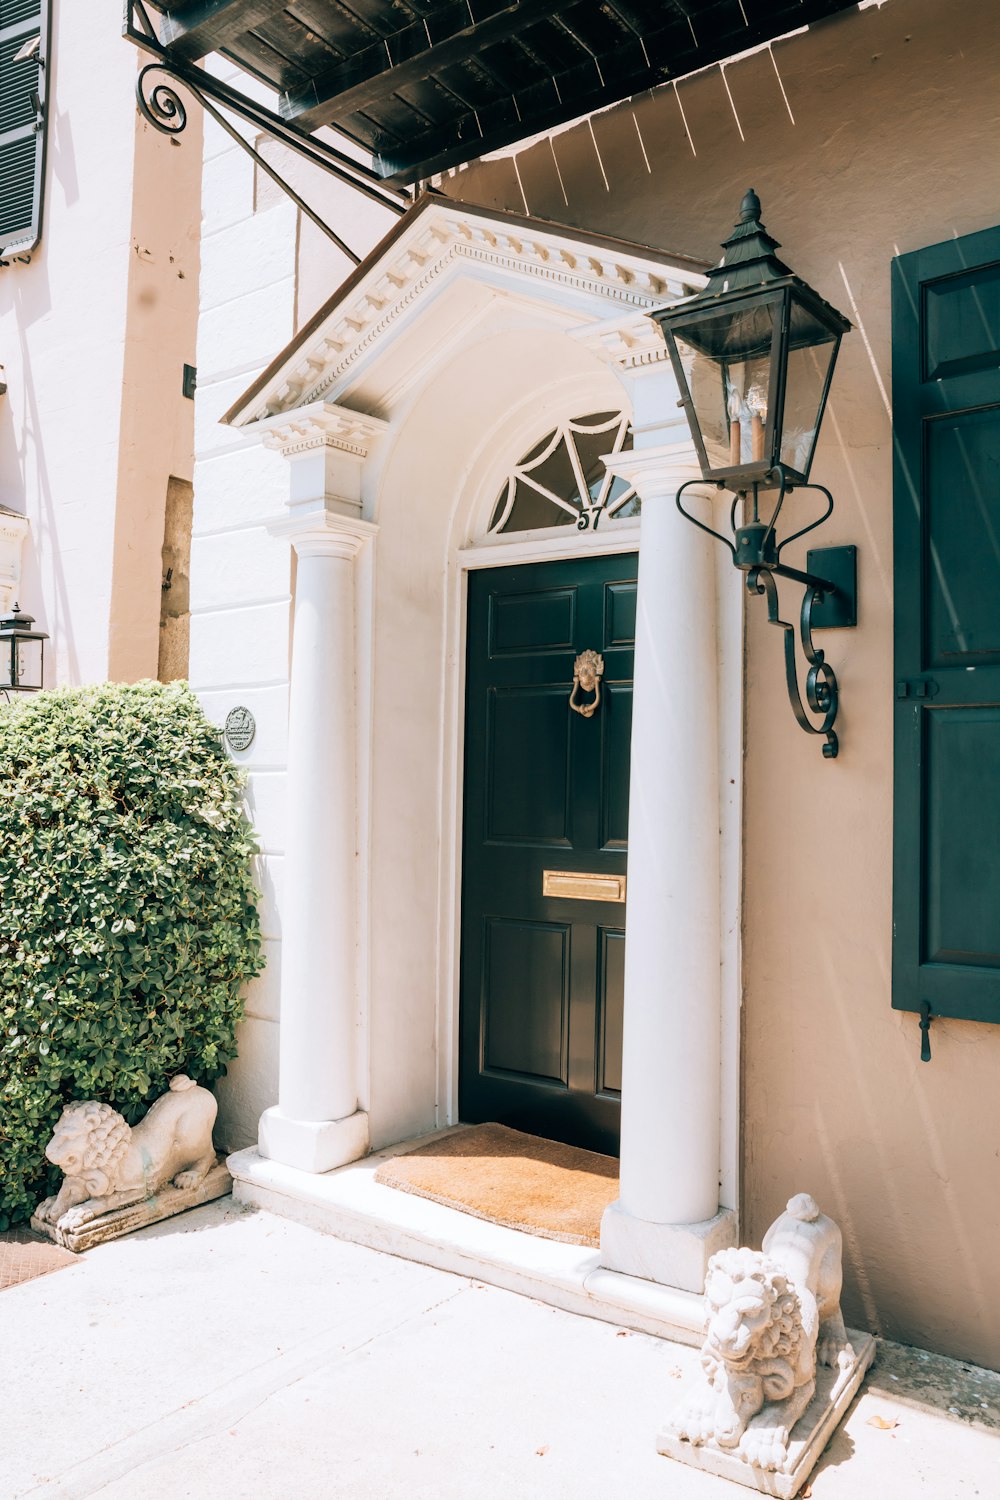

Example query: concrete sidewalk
[5,1199,999,1500]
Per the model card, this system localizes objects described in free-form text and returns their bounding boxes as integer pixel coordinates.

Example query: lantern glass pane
[15,636,42,689]
[674,302,778,471]
[781,335,837,477]
[2,639,14,688]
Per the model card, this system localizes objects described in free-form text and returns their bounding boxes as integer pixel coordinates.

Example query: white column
[599,434,737,1292]
[258,502,377,1173]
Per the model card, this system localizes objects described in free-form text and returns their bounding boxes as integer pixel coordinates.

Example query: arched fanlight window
[488,412,638,535]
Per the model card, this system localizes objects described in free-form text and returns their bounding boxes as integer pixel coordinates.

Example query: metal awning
[126,0,862,187]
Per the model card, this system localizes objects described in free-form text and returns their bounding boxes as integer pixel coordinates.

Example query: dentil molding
[239,205,704,425]
[575,315,675,371]
[257,402,389,461]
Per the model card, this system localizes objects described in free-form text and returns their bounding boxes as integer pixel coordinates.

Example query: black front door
[459,554,636,1155]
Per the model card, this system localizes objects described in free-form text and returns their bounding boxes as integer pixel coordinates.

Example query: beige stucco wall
[0,0,200,685]
[441,0,1000,1368]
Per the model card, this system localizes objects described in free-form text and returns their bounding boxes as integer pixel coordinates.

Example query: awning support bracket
[124,0,410,262]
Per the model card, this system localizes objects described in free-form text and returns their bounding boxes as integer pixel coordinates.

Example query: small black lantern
[652,191,858,760]
[0,604,48,694]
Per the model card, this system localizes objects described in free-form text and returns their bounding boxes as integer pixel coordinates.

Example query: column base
[258,1106,369,1175]
[599,1199,738,1293]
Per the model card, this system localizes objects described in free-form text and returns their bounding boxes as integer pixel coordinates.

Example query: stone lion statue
[34,1075,220,1234]
[665,1193,856,1473]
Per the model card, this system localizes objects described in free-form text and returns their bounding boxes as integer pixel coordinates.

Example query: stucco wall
[0,0,200,685]
[441,0,1000,1367]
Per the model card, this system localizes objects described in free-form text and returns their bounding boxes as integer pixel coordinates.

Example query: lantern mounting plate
[806,545,857,630]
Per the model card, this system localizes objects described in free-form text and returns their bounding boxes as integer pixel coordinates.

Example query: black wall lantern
[0,604,48,696]
[652,190,857,758]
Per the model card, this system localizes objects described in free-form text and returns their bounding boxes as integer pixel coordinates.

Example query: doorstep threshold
[227,1130,704,1346]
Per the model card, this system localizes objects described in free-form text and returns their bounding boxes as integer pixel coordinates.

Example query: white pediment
[224,194,706,434]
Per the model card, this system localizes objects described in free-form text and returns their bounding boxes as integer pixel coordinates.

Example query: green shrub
[0,680,265,1225]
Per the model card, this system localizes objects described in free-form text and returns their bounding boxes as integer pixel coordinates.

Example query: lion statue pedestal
[31,1076,231,1253]
[658,1194,875,1498]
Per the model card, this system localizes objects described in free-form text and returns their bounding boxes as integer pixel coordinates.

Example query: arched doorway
[458,411,642,1154]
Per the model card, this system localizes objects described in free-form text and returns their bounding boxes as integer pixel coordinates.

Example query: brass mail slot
[542,870,627,903]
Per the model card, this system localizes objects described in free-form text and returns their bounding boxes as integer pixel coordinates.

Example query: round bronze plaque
[224,706,256,752]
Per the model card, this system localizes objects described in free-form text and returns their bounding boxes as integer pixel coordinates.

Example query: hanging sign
[224,706,256,752]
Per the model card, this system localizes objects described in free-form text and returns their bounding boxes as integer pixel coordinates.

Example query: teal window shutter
[0,0,49,262]
[892,222,1000,1025]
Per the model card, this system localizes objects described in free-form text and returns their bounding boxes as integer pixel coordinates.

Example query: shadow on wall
[438,0,1000,1370]
[11,278,82,686]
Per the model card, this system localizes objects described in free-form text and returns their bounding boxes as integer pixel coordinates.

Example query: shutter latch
[919,1001,933,1062]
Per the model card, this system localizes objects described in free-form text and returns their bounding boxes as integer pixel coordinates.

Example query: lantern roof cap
[705,188,795,294]
[654,190,851,335]
[0,604,39,633]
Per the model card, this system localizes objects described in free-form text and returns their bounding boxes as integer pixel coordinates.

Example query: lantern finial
[710,190,790,290]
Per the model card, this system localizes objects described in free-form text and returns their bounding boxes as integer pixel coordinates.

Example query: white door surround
[223,195,742,1292]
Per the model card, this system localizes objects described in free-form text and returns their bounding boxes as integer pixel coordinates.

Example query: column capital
[255,401,388,512]
[267,501,379,560]
[603,441,702,502]
[256,401,389,462]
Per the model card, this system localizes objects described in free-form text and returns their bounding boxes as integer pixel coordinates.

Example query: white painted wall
[188,64,397,1147]
[188,87,295,1144]
[0,0,200,685]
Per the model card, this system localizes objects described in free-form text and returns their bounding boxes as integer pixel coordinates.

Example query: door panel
[604,580,637,645]
[597,926,625,1096]
[600,685,632,849]
[923,708,1000,966]
[892,223,1000,1024]
[486,687,572,845]
[925,407,1000,666]
[490,588,576,654]
[482,917,570,1084]
[460,554,636,1154]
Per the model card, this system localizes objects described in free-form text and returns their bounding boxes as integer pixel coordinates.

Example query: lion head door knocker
[569,649,605,718]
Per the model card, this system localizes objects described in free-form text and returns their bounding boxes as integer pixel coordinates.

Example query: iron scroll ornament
[124,0,409,216]
[746,567,839,759]
[134,62,364,264]
[675,474,851,759]
[136,64,186,135]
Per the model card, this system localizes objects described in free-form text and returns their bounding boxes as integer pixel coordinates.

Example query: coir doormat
[373,1123,619,1247]
[0,1228,78,1290]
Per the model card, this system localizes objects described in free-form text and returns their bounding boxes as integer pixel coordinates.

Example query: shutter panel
[892,223,1000,1024]
[0,0,49,261]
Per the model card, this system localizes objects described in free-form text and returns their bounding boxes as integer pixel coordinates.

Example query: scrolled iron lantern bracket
[675,470,856,758]
[654,192,857,760]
